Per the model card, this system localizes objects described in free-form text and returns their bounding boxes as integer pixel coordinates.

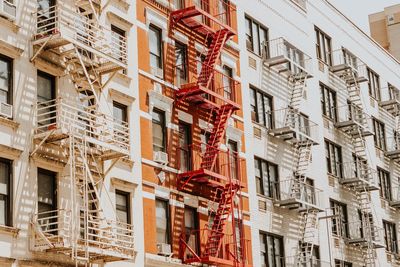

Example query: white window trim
[145,7,168,41]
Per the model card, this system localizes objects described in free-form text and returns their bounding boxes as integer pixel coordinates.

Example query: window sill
[246,49,263,59]
[0,17,19,33]
[0,116,19,130]
[0,225,19,237]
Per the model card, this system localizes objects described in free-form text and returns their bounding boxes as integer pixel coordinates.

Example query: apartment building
[239,0,400,266]
[0,0,143,266]
[369,4,400,61]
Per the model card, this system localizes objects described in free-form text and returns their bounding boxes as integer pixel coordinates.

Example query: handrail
[329,49,367,78]
[274,178,322,207]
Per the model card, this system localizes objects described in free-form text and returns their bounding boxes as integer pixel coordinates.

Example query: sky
[328,0,400,33]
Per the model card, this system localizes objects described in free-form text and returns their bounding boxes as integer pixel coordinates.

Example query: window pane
[156,200,169,244]
[0,58,10,103]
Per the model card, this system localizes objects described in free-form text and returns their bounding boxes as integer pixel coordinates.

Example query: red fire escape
[170,1,249,266]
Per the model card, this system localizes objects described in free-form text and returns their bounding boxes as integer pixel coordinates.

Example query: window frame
[330,199,349,238]
[250,86,274,129]
[378,167,392,201]
[0,54,13,105]
[0,158,12,227]
[325,139,343,178]
[367,67,381,100]
[383,220,398,254]
[320,83,337,121]
[115,190,131,225]
[155,198,171,245]
[152,108,167,153]
[372,117,386,150]
[149,24,163,69]
[315,26,332,66]
[244,15,268,56]
[113,101,128,123]
[175,41,188,83]
[259,231,285,267]
[254,157,279,198]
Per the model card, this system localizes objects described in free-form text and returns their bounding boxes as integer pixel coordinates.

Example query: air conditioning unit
[154,151,168,165]
[0,0,16,21]
[0,102,12,119]
[157,243,172,256]
[151,67,164,79]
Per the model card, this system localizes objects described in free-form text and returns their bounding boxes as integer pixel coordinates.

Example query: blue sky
[328,0,400,33]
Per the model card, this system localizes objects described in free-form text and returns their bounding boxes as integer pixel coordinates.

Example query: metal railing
[179,228,250,265]
[385,135,400,154]
[33,4,127,65]
[284,256,332,267]
[263,37,313,77]
[31,209,135,257]
[274,179,322,209]
[35,98,130,154]
[174,60,240,105]
[339,161,378,188]
[334,104,372,131]
[171,0,236,28]
[346,221,384,245]
[177,143,244,184]
[329,49,367,79]
[270,108,319,143]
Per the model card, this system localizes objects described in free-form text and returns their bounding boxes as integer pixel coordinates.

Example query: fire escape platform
[175,84,240,111]
[179,168,238,188]
[265,56,313,79]
[268,127,318,146]
[330,65,368,84]
[339,178,379,192]
[170,6,236,37]
[385,149,400,160]
[274,199,323,212]
[334,121,373,137]
[390,200,400,209]
[345,238,385,249]
[184,256,250,267]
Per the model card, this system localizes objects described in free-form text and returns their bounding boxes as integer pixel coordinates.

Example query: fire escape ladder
[357,191,376,267]
[198,29,230,89]
[75,0,100,25]
[297,209,318,265]
[289,73,307,110]
[204,184,237,258]
[200,105,233,171]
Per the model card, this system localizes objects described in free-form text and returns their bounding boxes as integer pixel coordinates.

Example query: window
[352,154,367,180]
[37,168,57,233]
[325,140,342,178]
[315,26,332,65]
[334,259,352,267]
[152,109,166,152]
[378,168,391,201]
[222,65,234,101]
[228,140,238,180]
[179,122,191,172]
[388,83,400,101]
[113,101,127,123]
[219,0,231,26]
[254,158,279,198]
[383,220,398,254]
[299,243,320,265]
[0,55,12,105]
[330,199,349,238]
[149,25,163,70]
[259,232,285,267]
[373,118,386,150]
[111,25,126,68]
[116,190,131,224]
[184,207,199,256]
[156,199,170,244]
[175,41,187,85]
[367,68,380,100]
[37,71,56,126]
[245,16,268,56]
[0,159,11,226]
[320,83,337,121]
[250,86,273,128]
[234,218,243,259]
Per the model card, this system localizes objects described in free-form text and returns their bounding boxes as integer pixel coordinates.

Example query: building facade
[0,0,399,266]
[369,4,400,62]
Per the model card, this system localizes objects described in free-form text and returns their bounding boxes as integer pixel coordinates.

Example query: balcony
[268,108,319,146]
[334,104,373,137]
[390,187,400,209]
[31,209,135,261]
[379,86,400,116]
[338,162,379,191]
[179,229,251,267]
[170,0,236,37]
[177,144,244,191]
[35,98,130,159]
[174,61,241,110]
[33,4,127,71]
[345,221,385,249]
[284,256,331,267]
[329,49,368,84]
[385,135,400,161]
[263,38,313,79]
[273,179,323,211]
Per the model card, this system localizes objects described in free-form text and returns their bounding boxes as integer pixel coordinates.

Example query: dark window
[373,118,386,150]
[152,109,166,152]
[315,26,332,66]
[330,199,349,238]
[228,140,238,180]
[259,232,285,267]
[111,25,126,70]
[184,207,199,256]
[113,101,127,123]
[219,0,231,26]
[383,220,398,254]
[179,122,191,172]
[234,218,243,260]
[116,190,131,224]
[37,168,57,233]
[0,55,12,105]
[325,139,342,178]
[0,159,11,226]
[367,67,380,100]
[156,198,170,244]
[149,25,163,69]
[222,65,234,101]
[352,154,367,180]
[37,71,56,125]
[378,168,392,201]
[250,86,273,128]
[245,16,268,56]
[254,158,279,198]
[320,83,337,121]
[175,41,188,84]
[388,83,399,101]
[334,259,352,267]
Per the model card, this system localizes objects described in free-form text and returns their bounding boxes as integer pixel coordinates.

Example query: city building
[0,0,399,266]
[369,4,400,61]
